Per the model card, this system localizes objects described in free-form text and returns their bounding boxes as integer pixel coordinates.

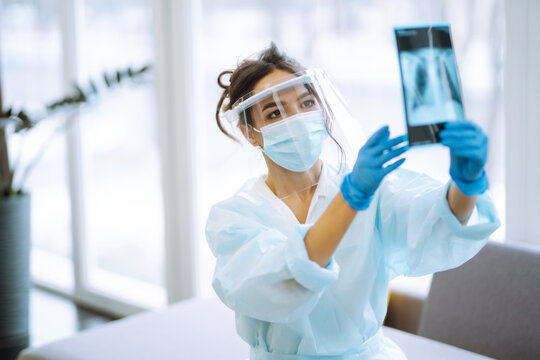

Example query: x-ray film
[395,24,464,146]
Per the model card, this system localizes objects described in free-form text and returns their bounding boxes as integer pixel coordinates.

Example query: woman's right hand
[341,126,409,210]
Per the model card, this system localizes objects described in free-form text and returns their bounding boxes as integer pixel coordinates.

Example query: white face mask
[253,110,328,172]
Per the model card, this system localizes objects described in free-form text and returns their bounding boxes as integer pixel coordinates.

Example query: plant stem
[0,128,13,194]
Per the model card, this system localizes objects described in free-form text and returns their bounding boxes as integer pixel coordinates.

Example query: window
[79,0,165,309]
[1,0,165,313]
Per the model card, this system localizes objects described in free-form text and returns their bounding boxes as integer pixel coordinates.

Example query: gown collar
[250,162,330,225]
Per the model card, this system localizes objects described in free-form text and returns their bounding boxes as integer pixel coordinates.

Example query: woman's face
[245,69,321,147]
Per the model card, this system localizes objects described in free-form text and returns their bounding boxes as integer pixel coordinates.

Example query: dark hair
[215,42,304,142]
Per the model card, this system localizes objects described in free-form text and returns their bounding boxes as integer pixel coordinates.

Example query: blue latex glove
[439,120,489,196]
[341,126,408,210]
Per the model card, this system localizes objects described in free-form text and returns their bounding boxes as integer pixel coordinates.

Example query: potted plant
[0,64,150,359]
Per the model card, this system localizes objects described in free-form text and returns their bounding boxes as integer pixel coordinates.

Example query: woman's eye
[267,110,282,120]
[301,99,316,108]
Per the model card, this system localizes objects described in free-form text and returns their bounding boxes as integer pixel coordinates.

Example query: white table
[18,297,493,360]
[383,327,492,360]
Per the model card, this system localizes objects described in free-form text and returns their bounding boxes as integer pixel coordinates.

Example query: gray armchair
[418,241,540,360]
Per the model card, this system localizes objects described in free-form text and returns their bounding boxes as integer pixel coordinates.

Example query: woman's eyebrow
[298,91,312,100]
[261,90,311,111]
[262,101,280,111]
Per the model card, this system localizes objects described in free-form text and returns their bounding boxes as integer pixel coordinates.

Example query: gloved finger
[446,146,486,160]
[364,126,390,148]
[440,133,486,147]
[447,141,487,156]
[447,139,488,153]
[439,131,483,140]
[440,124,482,136]
[441,136,486,150]
[449,149,487,161]
[442,123,482,135]
[443,120,479,130]
[440,137,484,150]
[439,126,480,136]
[376,144,408,166]
[381,157,406,176]
[440,136,481,147]
[371,134,408,155]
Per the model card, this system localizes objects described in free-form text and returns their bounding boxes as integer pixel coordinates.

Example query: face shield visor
[223,69,364,200]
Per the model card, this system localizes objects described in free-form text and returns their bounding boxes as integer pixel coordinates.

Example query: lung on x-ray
[395,24,464,146]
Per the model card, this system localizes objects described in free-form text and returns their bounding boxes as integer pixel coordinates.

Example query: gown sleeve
[205,195,340,324]
[376,168,501,279]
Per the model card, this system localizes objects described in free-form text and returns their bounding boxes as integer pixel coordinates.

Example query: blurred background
[2,0,535,350]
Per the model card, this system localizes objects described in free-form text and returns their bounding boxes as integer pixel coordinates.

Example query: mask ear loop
[249,124,262,134]
[246,123,264,152]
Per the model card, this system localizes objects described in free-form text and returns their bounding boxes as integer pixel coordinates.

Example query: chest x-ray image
[395,25,465,146]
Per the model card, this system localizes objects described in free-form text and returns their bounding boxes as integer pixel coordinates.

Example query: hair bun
[217,70,233,90]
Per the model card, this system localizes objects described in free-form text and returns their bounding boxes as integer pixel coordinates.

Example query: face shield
[223,69,364,200]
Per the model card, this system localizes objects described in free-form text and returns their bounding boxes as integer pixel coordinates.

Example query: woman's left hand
[439,120,489,196]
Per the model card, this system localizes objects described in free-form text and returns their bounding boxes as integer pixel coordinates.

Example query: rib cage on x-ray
[414,52,462,108]
[400,48,464,126]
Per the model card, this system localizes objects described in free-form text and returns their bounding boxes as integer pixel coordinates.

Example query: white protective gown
[206,164,500,359]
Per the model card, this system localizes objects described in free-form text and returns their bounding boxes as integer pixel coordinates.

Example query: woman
[206,43,500,359]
